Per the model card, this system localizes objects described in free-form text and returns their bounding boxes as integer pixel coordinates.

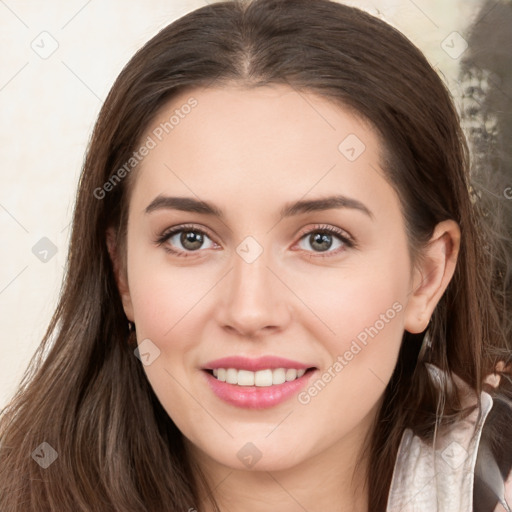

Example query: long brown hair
[1,1,511,510]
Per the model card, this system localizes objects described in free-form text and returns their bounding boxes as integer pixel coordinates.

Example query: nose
[214,245,293,338]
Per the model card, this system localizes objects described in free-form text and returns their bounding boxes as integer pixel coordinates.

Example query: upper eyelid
[159,223,214,238]
[297,224,352,240]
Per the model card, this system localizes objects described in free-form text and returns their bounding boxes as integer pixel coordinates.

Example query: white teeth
[238,370,255,386]
[226,368,238,384]
[210,367,308,386]
[272,368,286,385]
[285,369,297,381]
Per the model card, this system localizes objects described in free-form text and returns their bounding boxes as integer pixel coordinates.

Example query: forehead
[129,84,395,219]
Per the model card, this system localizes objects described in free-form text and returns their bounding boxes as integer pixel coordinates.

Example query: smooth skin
[108,84,460,512]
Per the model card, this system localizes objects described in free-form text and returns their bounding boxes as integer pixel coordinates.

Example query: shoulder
[387,367,512,511]
[387,370,491,511]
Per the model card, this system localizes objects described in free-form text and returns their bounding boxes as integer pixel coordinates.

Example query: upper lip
[202,356,315,372]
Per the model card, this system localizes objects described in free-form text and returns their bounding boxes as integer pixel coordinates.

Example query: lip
[202,367,318,409]
[202,355,314,372]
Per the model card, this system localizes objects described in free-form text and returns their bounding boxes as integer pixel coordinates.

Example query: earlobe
[404,220,461,334]
[106,227,134,321]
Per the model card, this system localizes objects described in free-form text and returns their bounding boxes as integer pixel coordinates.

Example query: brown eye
[306,232,336,252]
[156,225,217,257]
[296,225,354,257]
[179,231,205,251]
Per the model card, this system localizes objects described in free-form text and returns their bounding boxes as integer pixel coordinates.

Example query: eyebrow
[145,194,374,220]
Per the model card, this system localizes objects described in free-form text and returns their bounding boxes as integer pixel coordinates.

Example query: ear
[106,227,134,321]
[404,219,461,334]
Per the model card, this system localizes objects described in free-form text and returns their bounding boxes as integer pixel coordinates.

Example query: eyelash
[155,223,356,258]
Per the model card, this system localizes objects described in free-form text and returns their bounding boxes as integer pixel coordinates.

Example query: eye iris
[310,232,332,252]
[181,231,203,250]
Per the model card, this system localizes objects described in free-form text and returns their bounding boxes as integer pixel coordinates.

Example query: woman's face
[117,84,418,472]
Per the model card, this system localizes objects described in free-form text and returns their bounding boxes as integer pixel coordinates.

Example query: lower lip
[202,369,316,409]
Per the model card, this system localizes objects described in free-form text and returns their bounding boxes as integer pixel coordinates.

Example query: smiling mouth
[204,367,316,387]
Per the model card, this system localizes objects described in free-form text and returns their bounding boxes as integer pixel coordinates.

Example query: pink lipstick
[202,356,317,409]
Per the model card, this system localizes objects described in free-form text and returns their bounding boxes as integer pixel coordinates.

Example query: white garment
[386,367,512,511]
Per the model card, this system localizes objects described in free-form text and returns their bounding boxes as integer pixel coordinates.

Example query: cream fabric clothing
[386,366,512,511]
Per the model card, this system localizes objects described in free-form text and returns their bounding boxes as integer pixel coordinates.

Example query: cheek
[126,242,212,343]
[125,250,208,413]
[289,252,408,346]
[291,271,406,443]
[291,249,409,399]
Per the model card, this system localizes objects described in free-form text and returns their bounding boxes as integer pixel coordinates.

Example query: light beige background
[0,0,485,409]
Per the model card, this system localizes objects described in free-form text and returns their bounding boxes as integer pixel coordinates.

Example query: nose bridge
[233,244,271,301]
[216,235,290,335]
